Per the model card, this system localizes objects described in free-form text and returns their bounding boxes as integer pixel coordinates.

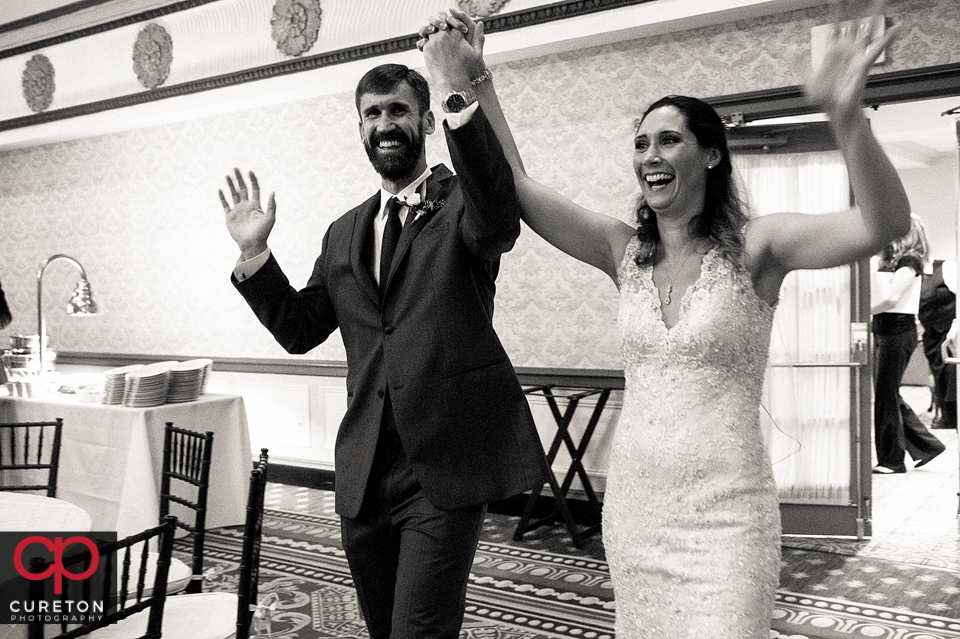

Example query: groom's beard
[364,123,426,181]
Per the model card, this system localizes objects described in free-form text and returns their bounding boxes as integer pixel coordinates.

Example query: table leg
[513,386,608,548]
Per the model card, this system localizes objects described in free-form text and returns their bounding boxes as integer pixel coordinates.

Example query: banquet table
[0,393,252,538]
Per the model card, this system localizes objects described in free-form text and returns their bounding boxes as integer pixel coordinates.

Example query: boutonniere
[401,192,445,224]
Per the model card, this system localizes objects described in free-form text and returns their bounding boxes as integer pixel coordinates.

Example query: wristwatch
[442,90,474,114]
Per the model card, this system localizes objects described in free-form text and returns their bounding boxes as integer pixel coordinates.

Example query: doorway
[728,122,868,537]
[728,93,960,538]
[869,94,960,541]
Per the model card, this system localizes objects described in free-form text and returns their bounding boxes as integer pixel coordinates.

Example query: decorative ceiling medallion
[133,23,174,89]
[457,0,510,18]
[22,54,56,113]
[271,0,323,57]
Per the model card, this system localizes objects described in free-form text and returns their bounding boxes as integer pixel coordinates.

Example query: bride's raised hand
[804,0,898,126]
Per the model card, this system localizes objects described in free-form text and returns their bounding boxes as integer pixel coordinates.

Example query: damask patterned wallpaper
[1,0,958,370]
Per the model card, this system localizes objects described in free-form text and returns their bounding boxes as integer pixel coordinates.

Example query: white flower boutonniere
[403,193,444,224]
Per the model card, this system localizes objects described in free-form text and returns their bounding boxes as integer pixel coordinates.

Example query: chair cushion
[158,593,239,639]
[90,592,238,639]
[138,553,192,596]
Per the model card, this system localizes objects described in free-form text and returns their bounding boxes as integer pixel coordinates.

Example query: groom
[220,61,545,639]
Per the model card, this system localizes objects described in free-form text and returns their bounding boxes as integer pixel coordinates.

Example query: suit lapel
[350,191,381,307]
[383,166,455,292]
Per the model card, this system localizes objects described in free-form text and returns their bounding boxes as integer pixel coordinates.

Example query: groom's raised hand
[219,167,276,260]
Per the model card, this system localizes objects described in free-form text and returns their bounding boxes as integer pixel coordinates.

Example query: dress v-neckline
[648,248,714,332]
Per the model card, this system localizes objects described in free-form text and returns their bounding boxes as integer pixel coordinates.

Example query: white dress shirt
[371,166,431,284]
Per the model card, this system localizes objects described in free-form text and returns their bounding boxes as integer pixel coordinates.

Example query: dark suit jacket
[235,109,547,518]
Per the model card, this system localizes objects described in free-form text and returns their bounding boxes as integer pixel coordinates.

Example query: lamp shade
[66,279,98,316]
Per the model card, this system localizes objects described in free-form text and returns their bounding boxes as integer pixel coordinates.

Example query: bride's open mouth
[645,172,675,190]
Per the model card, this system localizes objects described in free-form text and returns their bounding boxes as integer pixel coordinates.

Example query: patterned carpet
[177,484,960,639]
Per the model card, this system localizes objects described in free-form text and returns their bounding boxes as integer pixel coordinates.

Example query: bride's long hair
[633,95,749,268]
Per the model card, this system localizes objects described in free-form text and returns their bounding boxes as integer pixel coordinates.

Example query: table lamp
[37,254,99,373]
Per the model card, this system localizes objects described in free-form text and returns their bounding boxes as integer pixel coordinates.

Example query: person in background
[0,277,10,384]
[418,1,909,636]
[871,214,946,473]
[918,258,957,429]
[0,278,11,329]
[218,62,545,639]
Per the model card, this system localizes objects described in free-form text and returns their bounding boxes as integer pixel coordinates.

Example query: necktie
[380,197,402,293]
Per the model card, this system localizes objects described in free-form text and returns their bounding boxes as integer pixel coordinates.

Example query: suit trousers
[874,325,946,471]
[340,398,487,639]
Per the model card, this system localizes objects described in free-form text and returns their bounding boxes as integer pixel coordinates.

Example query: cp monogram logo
[13,536,100,594]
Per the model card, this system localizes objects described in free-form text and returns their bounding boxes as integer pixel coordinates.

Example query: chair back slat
[0,419,64,497]
[118,546,132,610]
[100,549,115,616]
[185,434,194,476]
[135,539,151,602]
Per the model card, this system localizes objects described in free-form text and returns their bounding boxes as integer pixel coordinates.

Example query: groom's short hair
[355,64,431,117]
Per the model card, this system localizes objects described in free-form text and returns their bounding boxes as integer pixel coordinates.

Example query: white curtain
[734,151,855,504]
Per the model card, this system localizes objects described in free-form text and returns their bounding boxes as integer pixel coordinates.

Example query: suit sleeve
[443,106,522,262]
[232,228,339,354]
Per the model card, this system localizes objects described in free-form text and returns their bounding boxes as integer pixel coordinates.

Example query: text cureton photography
[0,531,115,626]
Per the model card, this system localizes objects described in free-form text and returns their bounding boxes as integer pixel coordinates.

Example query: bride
[419,2,909,636]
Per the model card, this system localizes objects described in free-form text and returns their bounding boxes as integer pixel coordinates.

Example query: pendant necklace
[659,246,702,305]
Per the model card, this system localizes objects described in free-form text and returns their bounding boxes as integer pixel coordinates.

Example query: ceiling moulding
[0,0,214,55]
[0,0,650,61]
[0,0,830,140]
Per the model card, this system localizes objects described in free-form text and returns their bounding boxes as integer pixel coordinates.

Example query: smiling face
[358,81,435,187]
[633,105,721,217]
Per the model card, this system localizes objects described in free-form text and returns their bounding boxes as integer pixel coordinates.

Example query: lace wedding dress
[605,237,781,637]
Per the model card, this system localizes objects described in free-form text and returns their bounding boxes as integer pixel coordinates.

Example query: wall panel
[2,0,959,372]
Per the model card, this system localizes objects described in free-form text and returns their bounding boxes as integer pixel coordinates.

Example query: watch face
[444,92,468,113]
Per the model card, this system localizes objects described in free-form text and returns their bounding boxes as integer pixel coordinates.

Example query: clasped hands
[417,7,486,91]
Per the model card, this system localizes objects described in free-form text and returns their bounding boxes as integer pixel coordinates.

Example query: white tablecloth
[0,393,252,538]
[0,493,92,532]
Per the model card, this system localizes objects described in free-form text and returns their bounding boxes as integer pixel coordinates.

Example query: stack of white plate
[166,359,213,403]
[122,362,174,407]
[100,364,145,404]
[200,359,212,393]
